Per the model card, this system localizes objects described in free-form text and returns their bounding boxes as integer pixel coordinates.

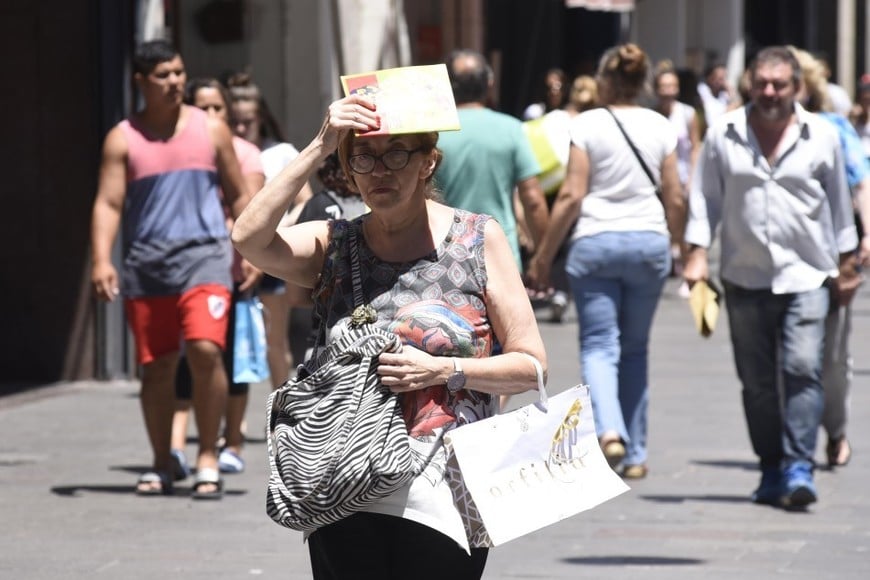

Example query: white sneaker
[218,448,245,473]
[677,281,690,299]
[549,292,568,323]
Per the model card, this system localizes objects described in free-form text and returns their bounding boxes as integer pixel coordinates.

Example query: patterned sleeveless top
[312,208,497,439]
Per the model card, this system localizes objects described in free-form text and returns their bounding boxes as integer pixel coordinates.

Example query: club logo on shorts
[207,294,228,319]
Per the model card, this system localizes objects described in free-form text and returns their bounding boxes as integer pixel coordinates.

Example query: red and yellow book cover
[341,64,461,136]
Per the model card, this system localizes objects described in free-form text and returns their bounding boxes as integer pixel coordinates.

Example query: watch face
[447,371,466,392]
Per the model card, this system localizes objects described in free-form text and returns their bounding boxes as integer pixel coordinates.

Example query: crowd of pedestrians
[519,44,868,509]
[89,33,869,578]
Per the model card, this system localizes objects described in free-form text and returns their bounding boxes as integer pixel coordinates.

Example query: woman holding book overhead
[232,83,547,578]
[527,43,685,480]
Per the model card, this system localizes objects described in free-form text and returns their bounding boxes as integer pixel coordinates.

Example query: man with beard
[683,46,860,509]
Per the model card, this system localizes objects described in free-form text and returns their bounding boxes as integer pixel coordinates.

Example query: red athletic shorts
[124,284,231,365]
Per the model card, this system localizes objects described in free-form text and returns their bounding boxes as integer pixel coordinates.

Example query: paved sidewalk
[2,279,869,579]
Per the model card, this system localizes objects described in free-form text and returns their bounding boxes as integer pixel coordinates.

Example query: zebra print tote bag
[265,326,426,531]
[266,224,425,532]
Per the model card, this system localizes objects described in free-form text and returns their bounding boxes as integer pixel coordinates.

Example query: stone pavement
[2,279,869,579]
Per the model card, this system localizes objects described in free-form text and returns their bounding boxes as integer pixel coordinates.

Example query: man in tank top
[90,40,250,499]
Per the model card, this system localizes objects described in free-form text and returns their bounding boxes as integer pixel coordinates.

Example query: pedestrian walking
[527,43,686,480]
[653,60,701,290]
[226,73,314,389]
[522,67,569,120]
[89,40,250,499]
[790,46,870,469]
[231,90,547,579]
[683,46,860,508]
[170,77,266,476]
[524,73,600,323]
[697,61,734,129]
[436,49,549,276]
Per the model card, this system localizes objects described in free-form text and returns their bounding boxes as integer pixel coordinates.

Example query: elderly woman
[528,43,685,480]
[232,94,547,579]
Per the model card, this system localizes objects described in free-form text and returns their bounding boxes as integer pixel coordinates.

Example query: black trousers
[308,512,488,580]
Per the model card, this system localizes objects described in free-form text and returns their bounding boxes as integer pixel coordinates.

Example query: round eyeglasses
[348,148,423,174]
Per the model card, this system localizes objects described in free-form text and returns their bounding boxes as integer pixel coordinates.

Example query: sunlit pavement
[2,279,868,579]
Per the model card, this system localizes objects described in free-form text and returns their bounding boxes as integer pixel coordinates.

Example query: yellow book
[341,64,461,136]
[688,280,720,338]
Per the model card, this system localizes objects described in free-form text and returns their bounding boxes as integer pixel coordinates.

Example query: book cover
[341,64,461,136]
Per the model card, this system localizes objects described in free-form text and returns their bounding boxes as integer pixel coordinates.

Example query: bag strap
[348,222,365,309]
[605,107,659,189]
[309,220,364,355]
[516,352,548,410]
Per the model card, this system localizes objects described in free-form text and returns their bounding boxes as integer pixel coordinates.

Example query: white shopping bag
[444,360,629,547]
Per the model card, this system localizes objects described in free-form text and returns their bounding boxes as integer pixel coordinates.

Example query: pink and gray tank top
[119,106,231,297]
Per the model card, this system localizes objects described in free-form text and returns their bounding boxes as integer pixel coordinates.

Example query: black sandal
[136,471,173,496]
[191,467,224,500]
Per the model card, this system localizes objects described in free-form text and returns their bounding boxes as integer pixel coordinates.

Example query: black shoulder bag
[605,107,662,200]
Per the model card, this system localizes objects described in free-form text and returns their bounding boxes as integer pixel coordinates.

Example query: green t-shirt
[435,108,541,269]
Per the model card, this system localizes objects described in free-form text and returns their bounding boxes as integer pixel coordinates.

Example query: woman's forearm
[232,139,329,254]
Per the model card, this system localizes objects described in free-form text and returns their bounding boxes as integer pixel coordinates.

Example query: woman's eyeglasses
[348,148,422,174]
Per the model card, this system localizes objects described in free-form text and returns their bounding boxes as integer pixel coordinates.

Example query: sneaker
[549,292,568,323]
[781,462,817,507]
[170,449,191,481]
[218,448,245,474]
[751,466,782,505]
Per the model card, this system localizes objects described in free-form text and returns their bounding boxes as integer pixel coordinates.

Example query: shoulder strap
[605,107,658,188]
[311,219,362,354]
[348,223,364,309]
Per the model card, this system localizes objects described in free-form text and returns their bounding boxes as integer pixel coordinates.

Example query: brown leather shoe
[601,440,626,468]
[622,464,648,479]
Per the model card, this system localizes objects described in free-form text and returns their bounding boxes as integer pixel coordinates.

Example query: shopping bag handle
[516,352,547,410]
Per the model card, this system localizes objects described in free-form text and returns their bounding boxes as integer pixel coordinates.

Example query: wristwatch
[446,357,466,393]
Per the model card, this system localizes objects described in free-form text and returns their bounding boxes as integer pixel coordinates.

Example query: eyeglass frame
[347,147,424,174]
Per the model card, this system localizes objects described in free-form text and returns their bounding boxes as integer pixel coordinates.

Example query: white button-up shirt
[685,104,858,294]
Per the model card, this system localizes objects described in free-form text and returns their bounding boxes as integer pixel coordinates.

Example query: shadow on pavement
[50,483,248,498]
[52,484,139,496]
[562,555,704,566]
[690,458,757,471]
[639,493,748,504]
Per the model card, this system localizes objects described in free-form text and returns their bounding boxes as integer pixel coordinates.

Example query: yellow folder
[688,280,720,338]
[340,64,461,136]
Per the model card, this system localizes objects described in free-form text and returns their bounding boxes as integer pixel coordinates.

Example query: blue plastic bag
[233,296,270,383]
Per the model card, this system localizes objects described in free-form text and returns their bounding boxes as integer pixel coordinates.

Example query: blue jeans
[566,231,670,466]
[724,283,828,469]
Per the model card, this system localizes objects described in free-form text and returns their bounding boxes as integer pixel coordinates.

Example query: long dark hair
[183,78,232,112]
[225,72,287,143]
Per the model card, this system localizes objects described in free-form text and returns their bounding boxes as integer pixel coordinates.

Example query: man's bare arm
[90,127,128,301]
[516,176,549,250]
